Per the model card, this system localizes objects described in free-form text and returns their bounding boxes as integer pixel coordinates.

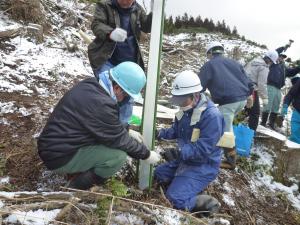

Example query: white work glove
[129,129,144,143]
[109,28,127,42]
[144,151,161,164]
[245,95,254,108]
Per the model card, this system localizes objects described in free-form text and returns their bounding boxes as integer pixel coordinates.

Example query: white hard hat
[170,71,202,105]
[264,50,278,64]
[206,41,224,54]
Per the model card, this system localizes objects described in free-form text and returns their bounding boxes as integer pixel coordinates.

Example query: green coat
[88,0,152,71]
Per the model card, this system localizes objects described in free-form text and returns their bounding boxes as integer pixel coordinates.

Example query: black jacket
[38,78,150,170]
[267,63,285,89]
[283,79,300,113]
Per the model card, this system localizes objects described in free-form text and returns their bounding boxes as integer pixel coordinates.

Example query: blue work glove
[281,104,288,116]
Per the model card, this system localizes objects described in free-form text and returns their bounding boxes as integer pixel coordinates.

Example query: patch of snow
[0,101,16,114]
[0,80,33,93]
[253,144,300,210]
[0,177,10,184]
[222,194,235,207]
[285,139,300,149]
[255,174,300,210]
[253,145,274,167]
[113,212,144,225]
[155,209,183,225]
[210,218,231,225]
[4,209,60,225]
[223,182,233,193]
[0,118,10,125]
[18,107,32,116]
[256,125,286,141]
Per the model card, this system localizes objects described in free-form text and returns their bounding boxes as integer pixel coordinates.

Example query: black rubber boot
[67,170,106,190]
[268,112,277,130]
[260,112,269,126]
[276,115,284,128]
[192,194,221,217]
[220,148,236,170]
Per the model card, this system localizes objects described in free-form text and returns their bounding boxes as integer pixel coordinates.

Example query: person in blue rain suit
[280,78,300,144]
[154,71,225,213]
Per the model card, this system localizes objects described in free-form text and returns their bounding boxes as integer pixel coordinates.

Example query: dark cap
[279,53,287,59]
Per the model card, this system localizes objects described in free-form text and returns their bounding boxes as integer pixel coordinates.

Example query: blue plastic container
[233,124,254,157]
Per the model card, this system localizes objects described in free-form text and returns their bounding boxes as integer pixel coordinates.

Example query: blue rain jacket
[155,99,225,210]
[98,70,133,124]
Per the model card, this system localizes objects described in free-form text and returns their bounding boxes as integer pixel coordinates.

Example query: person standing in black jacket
[38,62,160,190]
[263,45,300,130]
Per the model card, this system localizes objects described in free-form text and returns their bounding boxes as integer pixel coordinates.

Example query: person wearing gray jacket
[244,52,273,130]
[88,0,152,74]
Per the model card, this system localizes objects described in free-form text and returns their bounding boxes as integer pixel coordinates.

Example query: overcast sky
[138,0,300,60]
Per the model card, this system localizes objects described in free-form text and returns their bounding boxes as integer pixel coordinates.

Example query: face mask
[180,104,193,111]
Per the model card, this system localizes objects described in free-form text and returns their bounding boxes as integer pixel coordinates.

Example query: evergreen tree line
[164,13,239,37]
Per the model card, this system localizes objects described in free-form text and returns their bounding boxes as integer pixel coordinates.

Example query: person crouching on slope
[38,62,161,190]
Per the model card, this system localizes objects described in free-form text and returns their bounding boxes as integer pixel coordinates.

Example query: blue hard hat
[110,62,146,101]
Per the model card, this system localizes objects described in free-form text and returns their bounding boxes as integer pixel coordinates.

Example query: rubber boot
[220,147,236,170]
[67,170,106,190]
[268,112,277,130]
[192,194,221,217]
[260,112,269,127]
[276,115,284,128]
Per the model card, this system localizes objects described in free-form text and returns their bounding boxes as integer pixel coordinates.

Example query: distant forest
[164,13,239,37]
[164,13,266,48]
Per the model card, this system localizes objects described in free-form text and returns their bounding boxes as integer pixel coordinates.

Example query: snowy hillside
[1,0,300,224]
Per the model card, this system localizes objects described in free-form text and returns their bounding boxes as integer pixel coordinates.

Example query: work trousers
[219,100,247,132]
[247,91,259,131]
[54,145,127,178]
[154,160,218,211]
[265,85,281,113]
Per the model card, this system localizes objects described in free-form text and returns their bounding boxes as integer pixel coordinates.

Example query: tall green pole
[138,0,165,190]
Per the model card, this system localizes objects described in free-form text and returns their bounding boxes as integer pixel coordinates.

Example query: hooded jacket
[244,57,269,100]
[88,0,152,71]
[38,78,150,170]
